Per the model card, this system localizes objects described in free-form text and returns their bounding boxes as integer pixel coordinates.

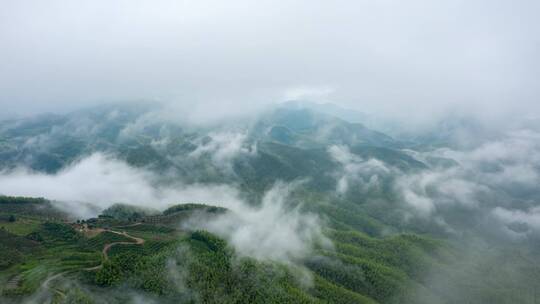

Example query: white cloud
[189,131,256,171]
[0,153,327,263]
[186,182,331,263]
[2,0,540,125]
[492,206,540,229]
[491,206,540,237]
[328,145,389,194]
[283,85,335,101]
[396,129,540,236]
[394,168,489,217]
[0,153,241,218]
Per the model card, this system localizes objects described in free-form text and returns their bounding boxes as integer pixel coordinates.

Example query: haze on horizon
[1,0,540,127]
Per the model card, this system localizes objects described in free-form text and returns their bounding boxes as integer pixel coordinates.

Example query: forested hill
[0,195,449,303]
[1,103,540,303]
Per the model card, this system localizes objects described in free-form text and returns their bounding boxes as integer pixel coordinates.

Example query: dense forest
[0,196,447,303]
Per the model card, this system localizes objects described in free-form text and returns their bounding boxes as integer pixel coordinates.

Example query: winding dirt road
[1,229,146,300]
[42,271,68,298]
[102,230,145,260]
[85,230,145,271]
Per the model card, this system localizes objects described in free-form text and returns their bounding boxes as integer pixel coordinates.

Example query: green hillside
[1,104,540,303]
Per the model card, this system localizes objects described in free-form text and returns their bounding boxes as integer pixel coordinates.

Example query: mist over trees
[1,1,540,303]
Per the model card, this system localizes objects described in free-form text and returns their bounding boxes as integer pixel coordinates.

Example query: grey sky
[1,0,539,124]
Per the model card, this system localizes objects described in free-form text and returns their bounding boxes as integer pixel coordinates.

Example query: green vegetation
[1,106,539,303]
[0,196,48,205]
[0,229,41,270]
[101,203,159,220]
[0,195,67,223]
[162,203,227,216]
[0,216,41,236]
[0,194,454,303]
[84,231,133,250]
[1,187,536,303]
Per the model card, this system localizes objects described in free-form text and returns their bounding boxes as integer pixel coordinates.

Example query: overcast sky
[1,0,539,124]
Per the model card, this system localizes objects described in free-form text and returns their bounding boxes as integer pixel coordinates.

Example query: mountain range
[0,102,539,303]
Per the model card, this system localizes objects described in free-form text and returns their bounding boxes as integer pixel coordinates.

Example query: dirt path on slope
[101,230,145,261]
[41,271,69,300]
[113,222,143,228]
[84,230,145,271]
[1,230,145,298]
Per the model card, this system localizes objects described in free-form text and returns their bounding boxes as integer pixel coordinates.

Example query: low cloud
[394,168,489,217]
[2,1,540,127]
[283,85,335,101]
[328,145,389,195]
[186,181,331,263]
[0,153,328,263]
[189,131,256,172]
[325,129,540,238]
[491,206,540,237]
[0,153,242,218]
[395,129,540,236]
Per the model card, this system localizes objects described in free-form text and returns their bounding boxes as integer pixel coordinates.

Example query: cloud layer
[188,182,331,263]
[0,153,242,217]
[0,153,327,263]
[327,128,540,238]
[328,145,389,195]
[1,0,539,126]
[189,131,256,171]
